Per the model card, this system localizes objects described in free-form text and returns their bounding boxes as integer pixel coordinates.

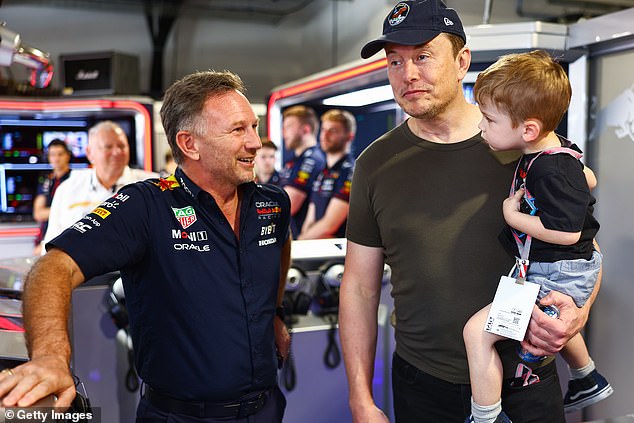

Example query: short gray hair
[160,70,246,164]
[88,120,126,144]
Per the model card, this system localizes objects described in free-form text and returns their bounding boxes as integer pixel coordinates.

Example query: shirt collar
[329,153,353,170]
[174,167,200,199]
[89,166,132,193]
[174,167,257,201]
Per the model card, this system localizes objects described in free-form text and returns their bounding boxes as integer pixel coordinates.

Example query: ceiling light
[322,85,393,107]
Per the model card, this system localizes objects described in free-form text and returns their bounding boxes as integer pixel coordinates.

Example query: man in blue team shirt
[255,138,281,185]
[298,109,356,240]
[0,70,292,423]
[279,105,326,237]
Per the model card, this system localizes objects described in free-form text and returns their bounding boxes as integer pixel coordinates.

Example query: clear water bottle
[517,305,560,362]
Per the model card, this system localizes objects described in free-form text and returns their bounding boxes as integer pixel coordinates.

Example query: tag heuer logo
[172,206,197,229]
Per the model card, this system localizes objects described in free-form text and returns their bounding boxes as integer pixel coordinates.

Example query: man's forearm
[284,186,307,216]
[277,237,292,306]
[298,199,349,240]
[298,219,336,239]
[339,284,380,409]
[22,251,82,362]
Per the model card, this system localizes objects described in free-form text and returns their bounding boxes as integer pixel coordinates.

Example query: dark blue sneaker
[564,369,614,412]
[465,411,512,423]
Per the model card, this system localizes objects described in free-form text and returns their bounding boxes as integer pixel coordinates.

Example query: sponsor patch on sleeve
[91,207,111,219]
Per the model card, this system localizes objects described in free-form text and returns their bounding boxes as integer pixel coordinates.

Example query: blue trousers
[136,386,286,423]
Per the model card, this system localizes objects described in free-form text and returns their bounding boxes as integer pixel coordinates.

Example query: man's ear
[85,144,94,164]
[456,46,472,81]
[176,131,200,161]
[522,119,543,142]
[301,123,313,137]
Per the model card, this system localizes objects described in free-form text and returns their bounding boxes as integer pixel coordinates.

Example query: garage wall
[0,0,535,102]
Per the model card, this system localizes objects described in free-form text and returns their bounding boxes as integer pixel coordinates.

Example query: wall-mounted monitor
[42,130,89,159]
[0,98,154,222]
[0,168,39,215]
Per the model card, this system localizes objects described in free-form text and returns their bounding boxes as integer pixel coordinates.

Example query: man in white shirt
[43,121,157,245]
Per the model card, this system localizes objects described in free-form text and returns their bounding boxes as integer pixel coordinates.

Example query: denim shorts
[526,250,602,308]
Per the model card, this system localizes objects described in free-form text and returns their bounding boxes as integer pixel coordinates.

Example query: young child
[463,50,613,423]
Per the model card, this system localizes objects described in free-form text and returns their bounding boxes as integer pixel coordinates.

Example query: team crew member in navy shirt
[255,138,281,185]
[298,109,356,240]
[1,71,292,423]
[32,139,72,255]
[279,105,326,237]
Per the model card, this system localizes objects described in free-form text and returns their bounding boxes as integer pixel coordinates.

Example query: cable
[323,314,341,369]
[125,332,140,392]
[281,330,297,391]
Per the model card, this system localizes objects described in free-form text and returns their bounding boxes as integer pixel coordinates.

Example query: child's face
[477,100,524,152]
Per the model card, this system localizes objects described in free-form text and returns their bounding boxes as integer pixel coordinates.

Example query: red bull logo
[154,175,180,191]
[256,202,282,220]
[256,206,281,215]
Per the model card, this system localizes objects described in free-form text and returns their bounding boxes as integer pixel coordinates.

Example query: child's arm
[583,166,597,191]
[503,188,581,245]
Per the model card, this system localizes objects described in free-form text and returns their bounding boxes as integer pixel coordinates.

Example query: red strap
[524,147,582,177]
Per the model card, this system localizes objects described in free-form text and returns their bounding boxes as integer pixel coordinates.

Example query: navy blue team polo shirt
[310,153,355,238]
[279,145,326,237]
[48,167,291,402]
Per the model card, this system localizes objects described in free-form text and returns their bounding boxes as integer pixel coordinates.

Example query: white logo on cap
[389,2,410,26]
[444,17,454,26]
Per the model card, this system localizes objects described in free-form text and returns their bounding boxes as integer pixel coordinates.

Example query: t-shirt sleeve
[332,161,354,203]
[277,185,292,242]
[530,156,591,232]
[46,184,151,280]
[37,177,50,196]
[345,160,383,247]
[283,152,324,193]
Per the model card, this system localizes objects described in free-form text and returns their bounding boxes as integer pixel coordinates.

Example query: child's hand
[503,188,524,223]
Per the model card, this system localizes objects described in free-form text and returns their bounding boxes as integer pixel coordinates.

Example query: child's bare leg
[561,332,613,411]
[463,304,506,406]
[559,332,590,369]
[561,333,600,382]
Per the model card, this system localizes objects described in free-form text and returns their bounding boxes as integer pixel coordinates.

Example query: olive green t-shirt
[346,120,530,384]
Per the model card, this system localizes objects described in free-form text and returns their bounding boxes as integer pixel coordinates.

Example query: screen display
[0,110,146,222]
[1,128,42,163]
[0,119,89,164]
[0,168,42,216]
[0,118,136,164]
[42,130,89,159]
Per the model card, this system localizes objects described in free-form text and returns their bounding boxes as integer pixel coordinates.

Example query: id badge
[484,275,540,341]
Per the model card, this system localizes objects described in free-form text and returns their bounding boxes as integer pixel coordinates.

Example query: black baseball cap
[361,0,466,59]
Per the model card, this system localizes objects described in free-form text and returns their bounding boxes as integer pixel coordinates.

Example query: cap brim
[360,29,441,59]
